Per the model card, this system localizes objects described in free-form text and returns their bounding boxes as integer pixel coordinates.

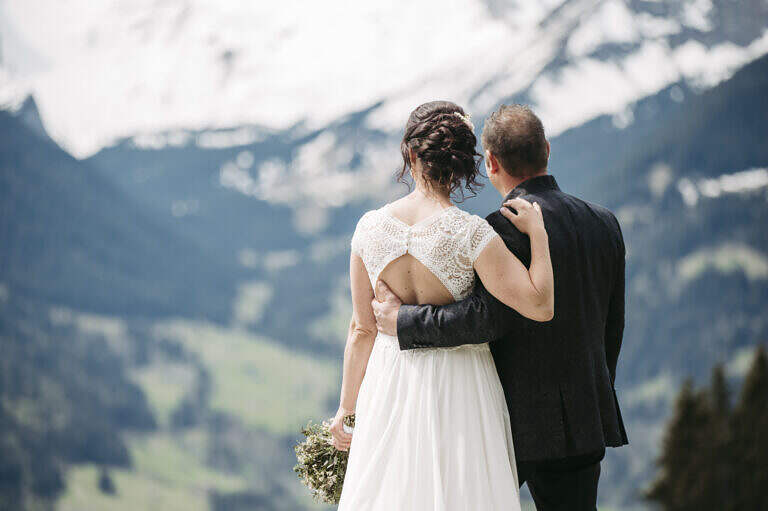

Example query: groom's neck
[497,169,548,198]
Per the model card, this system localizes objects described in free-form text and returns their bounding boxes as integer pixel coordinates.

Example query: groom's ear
[485,150,499,175]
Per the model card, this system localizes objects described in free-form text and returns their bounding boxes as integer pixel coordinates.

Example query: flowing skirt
[338,333,520,511]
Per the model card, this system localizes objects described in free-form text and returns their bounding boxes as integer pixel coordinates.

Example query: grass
[59,465,209,511]
[308,275,351,348]
[130,362,196,427]
[127,432,245,491]
[153,319,340,435]
[231,280,273,327]
[58,431,247,511]
[59,316,340,510]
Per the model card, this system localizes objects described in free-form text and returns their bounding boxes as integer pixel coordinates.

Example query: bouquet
[294,414,355,505]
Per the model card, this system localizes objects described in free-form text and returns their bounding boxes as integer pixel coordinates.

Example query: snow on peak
[1,0,767,161]
[1,0,515,157]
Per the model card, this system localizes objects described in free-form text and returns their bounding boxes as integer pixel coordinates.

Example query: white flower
[452,112,475,132]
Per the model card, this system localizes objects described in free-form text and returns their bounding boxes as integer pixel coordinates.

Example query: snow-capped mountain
[2,0,767,154]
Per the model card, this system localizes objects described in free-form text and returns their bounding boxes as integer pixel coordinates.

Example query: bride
[331,100,554,510]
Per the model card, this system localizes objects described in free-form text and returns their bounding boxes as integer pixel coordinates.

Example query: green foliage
[130,361,197,428]
[154,320,339,435]
[46,316,335,511]
[58,425,259,510]
[730,347,768,510]
[0,106,235,320]
[98,467,116,496]
[293,416,355,505]
[646,381,714,510]
[0,296,156,509]
[209,488,304,511]
[59,463,210,511]
[646,347,768,510]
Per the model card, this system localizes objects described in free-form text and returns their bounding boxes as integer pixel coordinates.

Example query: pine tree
[731,346,768,510]
[98,467,116,495]
[646,380,714,511]
[709,364,730,416]
[701,364,733,510]
[648,348,768,510]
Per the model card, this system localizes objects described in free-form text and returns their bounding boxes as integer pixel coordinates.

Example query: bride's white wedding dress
[338,205,521,511]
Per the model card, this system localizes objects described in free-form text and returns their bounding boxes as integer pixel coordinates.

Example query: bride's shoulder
[449,208,499,258]
[356,200,400,222]
[351,209,382,256]
[357,206,385,222]
[449,206,491,228]
[352,207,386,233]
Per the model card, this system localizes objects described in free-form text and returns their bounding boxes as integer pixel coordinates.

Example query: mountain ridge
[2,0,767,158]
[0,103,235,319]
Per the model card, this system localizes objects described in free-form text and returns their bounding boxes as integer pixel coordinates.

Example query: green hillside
[0,107,235,319]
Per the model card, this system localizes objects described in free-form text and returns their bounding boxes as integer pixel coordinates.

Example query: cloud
[2,0,766,173]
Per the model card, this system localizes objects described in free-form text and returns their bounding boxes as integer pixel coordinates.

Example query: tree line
[646,346,768,510]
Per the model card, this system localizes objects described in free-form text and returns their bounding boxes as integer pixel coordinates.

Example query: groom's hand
[371,280,402,336]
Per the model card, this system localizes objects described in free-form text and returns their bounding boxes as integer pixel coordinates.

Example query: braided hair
[398,100,483,201]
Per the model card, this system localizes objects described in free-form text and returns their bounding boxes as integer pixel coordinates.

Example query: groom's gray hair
[481,104,548,177]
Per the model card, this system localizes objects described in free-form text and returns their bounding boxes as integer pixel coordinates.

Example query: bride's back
[378,201,456,306]
[379,254,455,306]
[350,199,497,308]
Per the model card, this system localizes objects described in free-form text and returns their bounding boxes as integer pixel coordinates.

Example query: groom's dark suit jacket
[397,175,628,461]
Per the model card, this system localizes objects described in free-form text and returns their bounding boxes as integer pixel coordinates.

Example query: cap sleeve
[469,215,500,262]
[350,210,374,258]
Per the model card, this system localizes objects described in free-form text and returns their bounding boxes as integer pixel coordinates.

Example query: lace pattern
[350,205,498,301]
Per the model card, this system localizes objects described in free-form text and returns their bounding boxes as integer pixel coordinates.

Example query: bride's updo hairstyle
[398,100,483,200]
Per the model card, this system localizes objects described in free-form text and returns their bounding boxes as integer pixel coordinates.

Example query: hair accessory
[452,112,474,133]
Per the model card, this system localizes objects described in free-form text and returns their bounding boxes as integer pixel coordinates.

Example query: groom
[371,105,628,510]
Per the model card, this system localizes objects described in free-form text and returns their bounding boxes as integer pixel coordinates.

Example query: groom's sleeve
[604,220,626,384]
[397,212,527,351]
[397,279,515,349]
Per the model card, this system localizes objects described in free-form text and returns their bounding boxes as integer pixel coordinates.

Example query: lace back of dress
[350,206,498,301]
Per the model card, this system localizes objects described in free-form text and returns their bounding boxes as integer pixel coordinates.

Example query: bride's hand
[500,198,545,236]
[330,407,353,451]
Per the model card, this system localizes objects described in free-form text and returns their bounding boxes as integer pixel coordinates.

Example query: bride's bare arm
[330,252,377,451]
[474,198,554,322]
